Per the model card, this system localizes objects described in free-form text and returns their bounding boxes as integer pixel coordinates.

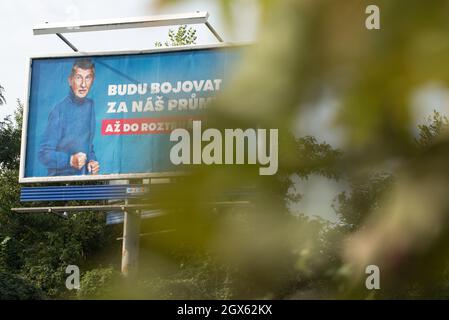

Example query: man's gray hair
[70,58,95,77]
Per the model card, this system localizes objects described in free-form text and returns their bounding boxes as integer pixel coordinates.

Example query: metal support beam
[205,21,224,43]
[34,12,210,35]
[56,33,78,52]
[33,11,225,52]
[11,204,158,213]
[11,201,252,213]
[116,229,176,240]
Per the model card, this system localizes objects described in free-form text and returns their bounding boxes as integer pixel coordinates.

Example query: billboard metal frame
[19,43,244,184]
[33,11,224,46]
[33,12,210,35]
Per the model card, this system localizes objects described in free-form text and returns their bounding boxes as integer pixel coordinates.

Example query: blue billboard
[19,45,243,183]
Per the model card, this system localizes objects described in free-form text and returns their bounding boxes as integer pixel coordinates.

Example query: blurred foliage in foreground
[135,0,449,299]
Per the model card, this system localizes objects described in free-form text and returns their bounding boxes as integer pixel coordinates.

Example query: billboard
[19,44,244,183]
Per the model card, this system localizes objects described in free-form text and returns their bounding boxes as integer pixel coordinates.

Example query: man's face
[69,67,94,99]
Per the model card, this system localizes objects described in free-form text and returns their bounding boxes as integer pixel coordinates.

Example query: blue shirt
[39,91,97,176]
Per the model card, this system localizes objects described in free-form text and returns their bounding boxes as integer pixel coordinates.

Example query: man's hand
[87,160,100,175]
[70,152,87,170]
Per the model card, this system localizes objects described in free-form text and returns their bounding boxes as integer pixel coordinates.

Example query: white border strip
[33,12,210,35]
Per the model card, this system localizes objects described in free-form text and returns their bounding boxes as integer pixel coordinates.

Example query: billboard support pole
[121,180,142,278]
[121,207,141,278]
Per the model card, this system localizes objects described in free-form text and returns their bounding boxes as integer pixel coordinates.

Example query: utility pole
[121,206,141,277]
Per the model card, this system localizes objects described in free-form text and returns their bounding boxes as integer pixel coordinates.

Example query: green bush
[0,271,44,300]
[78,267,122,299]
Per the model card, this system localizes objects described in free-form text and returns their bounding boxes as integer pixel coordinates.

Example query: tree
[415,111,449,148]
[333,173,393,230]
[0,99,22,170]
[155,25,197,47]
[0,271,44,300]
[335,110,449,232]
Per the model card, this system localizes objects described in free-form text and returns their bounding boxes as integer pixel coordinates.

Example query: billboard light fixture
[33,11,223,52]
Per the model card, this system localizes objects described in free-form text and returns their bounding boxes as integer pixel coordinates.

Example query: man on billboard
[39,58,100,176]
